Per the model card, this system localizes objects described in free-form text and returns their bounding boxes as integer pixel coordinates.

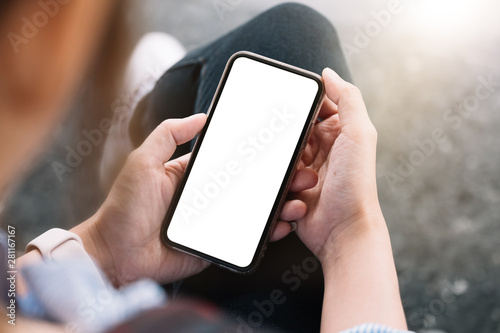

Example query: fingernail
[289,222,297,232]
[323,67,340,79]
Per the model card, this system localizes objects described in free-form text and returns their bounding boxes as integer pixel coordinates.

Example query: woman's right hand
[295,68,383,267]
[294,69,407,332]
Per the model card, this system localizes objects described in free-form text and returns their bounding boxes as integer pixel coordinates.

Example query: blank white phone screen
[167,56,319,268]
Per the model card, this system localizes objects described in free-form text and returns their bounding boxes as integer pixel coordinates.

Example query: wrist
[320,209,389,273]
[319,213,407,331]
[70,212,117,285]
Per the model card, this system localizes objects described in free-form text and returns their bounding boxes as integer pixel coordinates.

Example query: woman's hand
[294,68,407,331]
[295,68,382,266]
[73,114,315,287]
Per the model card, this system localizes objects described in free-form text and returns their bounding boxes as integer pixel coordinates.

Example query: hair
[0,0,133,199]
[85,1,133,124]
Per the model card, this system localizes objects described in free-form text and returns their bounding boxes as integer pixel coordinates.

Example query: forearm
[320,215,407,332]
[70,212,117,285]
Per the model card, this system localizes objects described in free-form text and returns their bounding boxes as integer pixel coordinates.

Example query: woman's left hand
[73,114,316,286]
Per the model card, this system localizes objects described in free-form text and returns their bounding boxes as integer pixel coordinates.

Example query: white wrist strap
[26,228,85,261]
[26,228,106,285]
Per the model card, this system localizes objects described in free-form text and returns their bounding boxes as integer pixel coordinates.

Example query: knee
[267,2,323,19]
[264,3,337,37]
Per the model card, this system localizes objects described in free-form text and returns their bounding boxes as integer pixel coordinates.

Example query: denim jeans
[137,3,351,332]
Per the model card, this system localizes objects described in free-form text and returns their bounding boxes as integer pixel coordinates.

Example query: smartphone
[161,51,324,273]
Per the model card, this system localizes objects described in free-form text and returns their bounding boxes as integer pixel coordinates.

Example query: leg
[142,3,351,332]
[140,2,351,157]
[100,32,186,191]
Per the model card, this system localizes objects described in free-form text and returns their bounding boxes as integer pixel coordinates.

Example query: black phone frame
[161,51,324,274]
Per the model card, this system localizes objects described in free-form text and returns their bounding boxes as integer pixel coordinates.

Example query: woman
[1,1,410,332]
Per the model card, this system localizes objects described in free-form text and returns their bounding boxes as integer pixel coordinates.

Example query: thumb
[140,114,207,162]
[322,68,371,131]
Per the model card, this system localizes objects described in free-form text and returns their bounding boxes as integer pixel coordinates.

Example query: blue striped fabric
[340,323,415,333]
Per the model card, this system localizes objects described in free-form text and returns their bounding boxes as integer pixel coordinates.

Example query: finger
[279,199,307,221]
[164,153,191,170]
[318,95,338,120]
[322,68,371,130]
[300,135,318,166]
[164,153,192,183]
[270,221,292,242]
[140,114,207,162]
[289,168,318,192]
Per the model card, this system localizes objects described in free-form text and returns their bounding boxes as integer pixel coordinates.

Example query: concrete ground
[2,0,500,332]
